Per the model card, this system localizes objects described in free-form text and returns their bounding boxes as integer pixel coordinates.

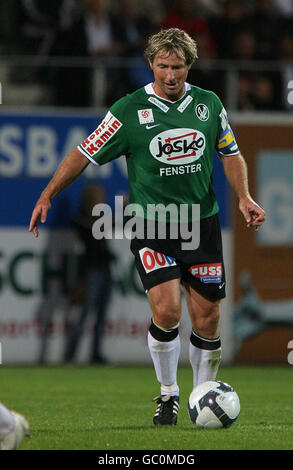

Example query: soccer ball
[188,380,240,429]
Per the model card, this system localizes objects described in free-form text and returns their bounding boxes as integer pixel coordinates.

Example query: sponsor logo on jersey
[177,95,193,113]
[195,103,209,121]
[146,123,160,130]
[139,247,177,274]
[138,108,154,124]
[159,164,202,176]
[188,263,222,284]
[149,128,206,165]
[148,97,170,113]
[80,111,122,156]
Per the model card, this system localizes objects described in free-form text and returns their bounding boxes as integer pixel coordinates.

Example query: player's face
[149,49,190,101]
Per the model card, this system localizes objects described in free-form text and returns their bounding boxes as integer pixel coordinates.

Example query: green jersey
[78,83,239,221]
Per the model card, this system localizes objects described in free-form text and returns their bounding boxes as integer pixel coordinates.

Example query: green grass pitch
[1,364,293,450]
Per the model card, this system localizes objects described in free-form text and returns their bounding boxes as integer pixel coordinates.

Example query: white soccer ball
[188,380,240,429]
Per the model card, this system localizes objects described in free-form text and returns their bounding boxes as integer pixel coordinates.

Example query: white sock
[189,330,221,388]
[148,320,180,397]
[0,403,15,440]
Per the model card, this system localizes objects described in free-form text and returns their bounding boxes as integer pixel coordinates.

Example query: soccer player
[0,402,30,450]
[29,28,265,425]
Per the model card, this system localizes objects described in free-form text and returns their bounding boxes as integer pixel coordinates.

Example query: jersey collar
[144,82,191,103]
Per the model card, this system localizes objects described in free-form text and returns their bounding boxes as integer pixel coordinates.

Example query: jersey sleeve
[77,97,129,165]
[215,99,239,157]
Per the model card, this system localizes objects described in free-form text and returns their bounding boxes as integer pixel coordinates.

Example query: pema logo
[149,128,206,165]
[138,108,154,124]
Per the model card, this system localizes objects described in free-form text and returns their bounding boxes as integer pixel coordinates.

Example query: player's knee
[153,301,181,329]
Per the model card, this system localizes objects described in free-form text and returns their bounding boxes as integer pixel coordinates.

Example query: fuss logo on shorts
[149,128,206,165]
[139,248,176,274]
[188,263,222,284]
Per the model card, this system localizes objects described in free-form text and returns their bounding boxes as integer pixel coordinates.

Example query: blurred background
[0,0,293,366]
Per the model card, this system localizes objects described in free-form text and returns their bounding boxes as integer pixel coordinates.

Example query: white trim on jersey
[144,82,191,103]
[77,145,99,165]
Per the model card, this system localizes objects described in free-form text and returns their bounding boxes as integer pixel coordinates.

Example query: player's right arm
[29,148,89,238]
[30,97,128,238]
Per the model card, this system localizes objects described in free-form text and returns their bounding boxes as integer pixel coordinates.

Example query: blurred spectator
[109,0,156,95]
[140,0,165,22]
[14,0,92,106]
[275,32,293,110]
[274,0,293,17]
[111,0,154,55]
[35,195,74,364]
[195,0,224,17]
[13,0,132,106]
[273,0,293,35]
[82,0,126,105]
[127,59,154,91]
[160,0,216,56]
[209,0,249,59]
[232,29,257,61]
[189,30,225,99]
[53,4,92,107]
[245,0,281,60]
[15,0,79,56]
[232,29,281,110]
[64,183,115,364]
[83,0,122,56]
[238,73,279,110]
[0,1,18,53]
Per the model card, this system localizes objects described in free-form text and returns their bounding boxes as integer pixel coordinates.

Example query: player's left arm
[220,152,266,231]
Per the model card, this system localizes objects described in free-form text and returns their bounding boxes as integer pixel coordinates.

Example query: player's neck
[152,82,186,102]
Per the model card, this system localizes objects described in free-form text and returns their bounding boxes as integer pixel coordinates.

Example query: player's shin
[189,330,221,388]
[148,319,180,396]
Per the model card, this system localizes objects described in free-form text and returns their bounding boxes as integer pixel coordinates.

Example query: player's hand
[29,197,51,238]
[239,196,266,231]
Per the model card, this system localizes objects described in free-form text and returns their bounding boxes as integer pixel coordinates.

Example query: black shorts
[130,214,226,301]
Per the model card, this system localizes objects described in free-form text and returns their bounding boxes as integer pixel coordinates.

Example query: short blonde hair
[145,28,198,66]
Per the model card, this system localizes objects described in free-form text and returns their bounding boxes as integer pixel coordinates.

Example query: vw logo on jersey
[149,128,206,165]
[195,103,209,122]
